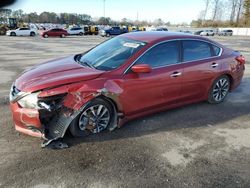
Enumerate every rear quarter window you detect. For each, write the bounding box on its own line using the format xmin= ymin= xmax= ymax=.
xmin=212 ymin=45 xmax=221 ymax=56
xmin=182 ymin=40 xmax=212 ymax=62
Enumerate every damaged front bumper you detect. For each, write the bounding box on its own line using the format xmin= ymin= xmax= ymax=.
xmin=10 ymin=102 xmax=43 ymax=138
xmin=9 ymin=83 xmax=123 ymax=148
xmin=9 ymin=89 xmax=79 ymax=142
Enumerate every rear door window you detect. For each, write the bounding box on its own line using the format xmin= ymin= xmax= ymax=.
xmin=182 ymin=40 xmax=212 ymax=62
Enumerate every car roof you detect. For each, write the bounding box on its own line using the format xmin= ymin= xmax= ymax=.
xmin=121 ymin=31 xmax=210 ymax=44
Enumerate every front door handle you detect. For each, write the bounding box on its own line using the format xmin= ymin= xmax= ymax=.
xmin=211 ymin=62 xmax=219 ymax=68
xmin=170 ymin=72 xmax=182 ymax=77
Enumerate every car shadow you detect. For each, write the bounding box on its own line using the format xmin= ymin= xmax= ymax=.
xmin=63 ymin=77 xmax=250 ymax=147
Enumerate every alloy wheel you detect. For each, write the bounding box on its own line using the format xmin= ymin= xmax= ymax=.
xmin=212 ymin=78 xmax=229 ymax=102
xmin=78 ymin=104 xmax=110 ymax=134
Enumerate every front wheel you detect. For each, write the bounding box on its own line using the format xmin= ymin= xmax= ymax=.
xmin=61 ymin=34 xmax=66 ymax=38
xmin=208 ymin=75 xmax=230 ymax=104
xmin=69 ymin=98 xmax=113 ymax=137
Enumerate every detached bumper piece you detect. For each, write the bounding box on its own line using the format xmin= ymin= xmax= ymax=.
xmin=39 ymin=105 xmax=80 ymax=149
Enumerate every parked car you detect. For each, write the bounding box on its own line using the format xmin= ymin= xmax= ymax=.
xmin=178 ymin=30 xmax=192 ymax=34
xmin=156 ymin=27 xmax=168 ymax=31
xmin=218 ymin=29 xmax=233 ymax=36
xmin=200 ymin=30 xmax=215 ymax=36
xmin=67 ymin=27 xmax=84 ymax=36
xmin=100 ymin=26 xmax=128 ymax=37
xmin=194 ymin=30 xmax=203 ymax=35
xmin=41 ymin=28 xmax=68 ymax=38
xmin=9 ymin=31 xmax=245 ymax=146
xmin=6 ymin=27 xmax=37 ymax=36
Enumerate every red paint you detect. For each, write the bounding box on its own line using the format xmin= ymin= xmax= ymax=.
xmin=10 ymin=103 xmax=43 ymax=138
xmin=10 ymin=32 xmax=245 ymax=137
xmin=131 ymin=64 xmax=152 ymax=73
xmin=41 ymin=28 xmax=68 ymax=38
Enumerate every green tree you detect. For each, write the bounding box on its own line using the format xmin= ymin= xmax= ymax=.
xmin=244 ymin=0 xmax=250 ymax=25
xmin=97 ymin=17 xmax=111 ymax=25
xmin=0 ymin=8 xmax=12 ymax=22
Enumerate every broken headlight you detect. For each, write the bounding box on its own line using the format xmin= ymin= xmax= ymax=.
xmin=37 ymin=94 xmax=66 ymax=111
xmin=17 ymin=92 xmax=40 ymax=109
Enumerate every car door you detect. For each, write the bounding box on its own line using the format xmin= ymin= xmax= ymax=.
xmin=23 ymin=28 xmax=30 ymax=36
xmin=47 ymin=29 xmax=55 ymax=36
xmin=113 ymin=27 xmax=120 ymax=35
xmin=180 ymin=40 xmax=222 ymax=102
xmin=121 ymin=41 xmax=183 ymax=116
xmin=17 ymin=28 xmax=24 ymax=35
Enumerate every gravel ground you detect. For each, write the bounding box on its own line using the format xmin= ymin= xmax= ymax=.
xmin=0 ymin=35 xmax=249 ymax=188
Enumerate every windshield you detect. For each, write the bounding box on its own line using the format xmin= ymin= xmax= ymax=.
xmin=79 ymin=37 xmax=146 ymax=71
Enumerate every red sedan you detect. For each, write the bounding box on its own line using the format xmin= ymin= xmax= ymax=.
xmin=41 ymin=28 xmax=68 ymax=38
xmin=9 ymin=32 xmax=245 ymax=144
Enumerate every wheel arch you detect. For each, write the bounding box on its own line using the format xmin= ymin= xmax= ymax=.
xmin=224 ymin=73 xmax=234 ymax=91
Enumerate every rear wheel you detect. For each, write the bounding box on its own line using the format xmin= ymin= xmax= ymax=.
xmin=79 ymin=32 xmax=83 ymax=36
xmin=10 ymin=32 xmax=16 ymax=36
xmin=44 ymin=34 xmax=48 ymax=38
xmin=208 ymin=75 xmax=230 ymax=104
xmin=69 ymin=98 xmax=113 ymax=137
xmin=106 ymin=33 xmax=110 ymax=37
xmin=61 ymin=34 xmax=66 ymax=38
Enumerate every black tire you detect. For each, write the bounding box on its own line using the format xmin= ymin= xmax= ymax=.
xmin=10 ymin=32 xmax=16 ymax=36
xmin=106 ymin=33 xmax=110 ymax=37
xmin=44 ymin=34 xmax=48 ymax=38
xmin=208 ymin=75 xmax=230 ymax=104
xmin=79 ymin=32 xmax=83 ymax=36
xmin=206 ymin=33 xmax=209 ymax=36
xmin=30 ymin=32 xmax=35 ymax=36
xmin=69 ymin=98 xmax=113 ymax=137
xmin=61 ymin=34 xmax=66 ymax=38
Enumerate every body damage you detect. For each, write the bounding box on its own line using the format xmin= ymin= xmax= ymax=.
xmin=9 ymin=32 xmax=245 ymax=149
xmin=11 ymin=79 xmax=125 ymax=147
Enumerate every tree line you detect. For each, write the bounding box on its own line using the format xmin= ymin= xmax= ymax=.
xmin=0 ymin=8 xmax=171 ymax=27
xmin=0 ymin=0 xmax=249 ymax=27
xmin=0 ymin=9 xmax=93 ymax=25
xmin=191 ymin=0 xmax=250 ymax=27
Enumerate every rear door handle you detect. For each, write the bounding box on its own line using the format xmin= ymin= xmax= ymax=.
xmin=211 ymin=62 xmax=219 ymax=68
xmin=170 ymin=72 xmax=182 ymax=77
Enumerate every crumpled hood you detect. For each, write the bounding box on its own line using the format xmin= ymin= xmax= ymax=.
xmin=15 ymin=55 xmax=104 ymax=92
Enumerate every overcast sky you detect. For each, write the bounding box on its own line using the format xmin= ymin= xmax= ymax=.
xmin=5 ymin=0 xmax=205 ymax=24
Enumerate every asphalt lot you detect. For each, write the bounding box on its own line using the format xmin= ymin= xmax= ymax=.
xmin=0 ymin=35 xmax=249 ymax=188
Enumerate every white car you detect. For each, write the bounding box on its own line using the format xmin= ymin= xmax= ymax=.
xmin=200 ymin=30 xmax=215 ymax=36
xmin=6 ymin=28 xmax=38 ymax=36
xmin=67 ymin=27 xmax=84 ymax=36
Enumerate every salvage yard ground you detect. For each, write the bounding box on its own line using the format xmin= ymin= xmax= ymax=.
xmin=0 ymin=35 xmax=249 ymax=188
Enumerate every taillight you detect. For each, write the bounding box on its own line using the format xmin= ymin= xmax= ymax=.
xmin=235 ymin=55 xmax=246 ymax=65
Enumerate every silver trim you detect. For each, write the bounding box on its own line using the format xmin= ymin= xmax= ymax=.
xmin=211 ymin=63 xmax=219 ymax=68
xmin=124 ymin=38 xmax=223 ymax=74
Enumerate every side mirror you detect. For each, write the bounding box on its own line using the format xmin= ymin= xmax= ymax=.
xmin=131 ymin=64 xmax=152 ymax=74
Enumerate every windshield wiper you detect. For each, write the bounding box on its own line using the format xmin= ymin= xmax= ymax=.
xmin=75 ymin=54 xmax=95 ymax=69
xmin=81 ymin=61 xmax=96 ymax=69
